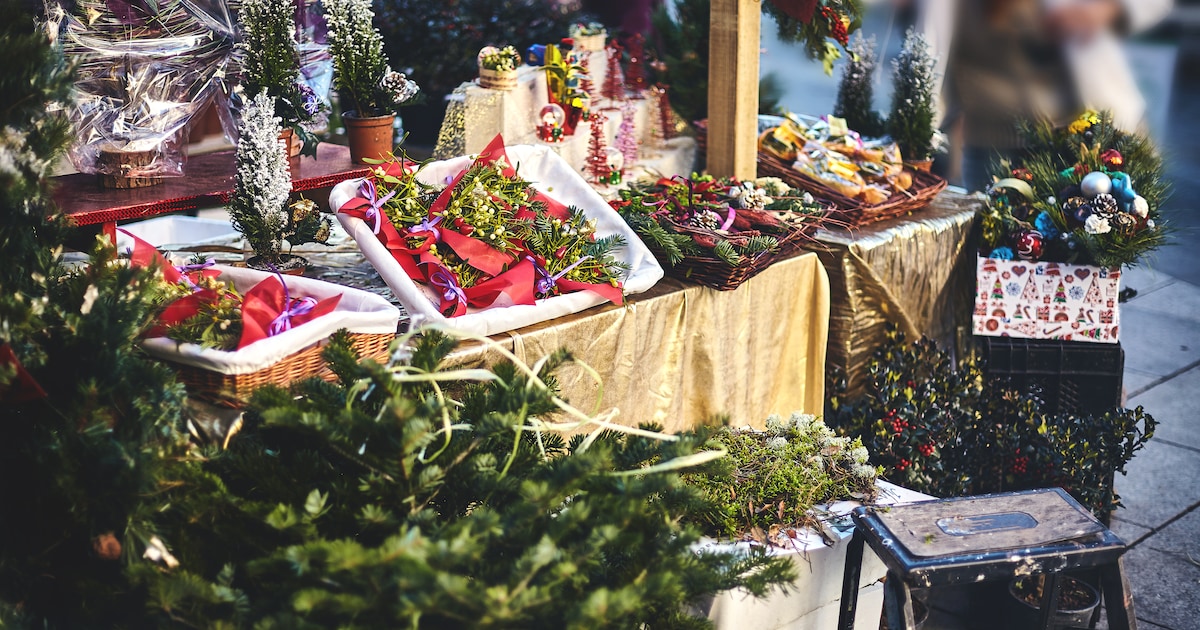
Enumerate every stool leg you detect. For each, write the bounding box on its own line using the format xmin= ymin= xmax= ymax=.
xmin=1036 ymin=573 xmax=1063 ymax=630
xmin=1101 ymin=558 xmax=1138 ymax=630
xmin=837 ymin=531 xmax=865 ymax=630
xmin=882 ymin=570 xmax=916 ymax=630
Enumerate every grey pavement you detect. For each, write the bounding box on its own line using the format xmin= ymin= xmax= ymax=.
xmin=762 ymin=7 xmax=1200 ymax=628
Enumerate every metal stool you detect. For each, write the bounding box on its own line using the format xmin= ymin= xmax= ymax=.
xmin=836 ymin=488 xmax=1137 ymax=630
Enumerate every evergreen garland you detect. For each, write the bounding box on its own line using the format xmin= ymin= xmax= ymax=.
xmin=0 ymin=6 xmax=192 ymax=625
xmin=887 ymin=28 xmax=937 ymax=161
xmin=833 ymin=32 xmax=884 ymax=138
xmin=139 ymin=332 xmax=796 ymax=627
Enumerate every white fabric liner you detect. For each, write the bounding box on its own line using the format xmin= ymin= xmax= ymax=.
xmin=141 ymin=265 xmax=401 ymax=375
xmin=331 ymin=144 xmax=664 ymax=337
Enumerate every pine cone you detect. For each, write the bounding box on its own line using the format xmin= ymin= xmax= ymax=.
xmin=689 ymin=209 xmax=723 ymax=230
xmin=1091 ymin=193 xmax=1119 ymax=217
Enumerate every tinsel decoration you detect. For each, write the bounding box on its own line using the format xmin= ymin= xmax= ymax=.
xmin=615 ymin=100 xmax=639 ymax=172
xmin=578 ymin=53 xmax=597 ymax=109
xmin=585 ymin=113 xmax=612 ymax=184
xmin=653 ymin=83 xmax=676 ymax=141
xmin=601 ymin=42 xmax=625 ymax=107
xmin=624 ymin=33 xmax=647 ymax=97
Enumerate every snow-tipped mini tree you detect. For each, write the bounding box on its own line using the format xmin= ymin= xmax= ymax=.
xmin=834 ymin=32 xmax=884 ymax=138
xmin=227 ymin=91 xmax=330 ymax=269
xmin=888 ymin=28 xmax=938 ymax=161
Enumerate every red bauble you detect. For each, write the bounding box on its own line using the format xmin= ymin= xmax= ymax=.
xmin=1015 ymin=230 xmax=1045 ymax=261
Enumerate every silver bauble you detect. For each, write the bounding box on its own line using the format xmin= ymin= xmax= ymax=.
xmin=1080 ymin=171 xmax=1113 ymax=197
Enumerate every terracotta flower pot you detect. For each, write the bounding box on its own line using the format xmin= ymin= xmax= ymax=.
xmin=343 ymin=112 xmax=395 ymax=164
xmin=278 ymin=127 xmax=302 ymax=159
xmin=906 ymin=159 xmax=934 ymax=172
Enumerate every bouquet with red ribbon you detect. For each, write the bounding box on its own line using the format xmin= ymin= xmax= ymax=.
xmin=337 ymin=134 xmax=627 ymax=318
xmin=123 ymin=230 xmax=341 ymax=350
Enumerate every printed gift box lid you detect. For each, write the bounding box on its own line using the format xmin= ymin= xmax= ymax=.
xmin=973 ymin=257 xmax=1120 ymax=344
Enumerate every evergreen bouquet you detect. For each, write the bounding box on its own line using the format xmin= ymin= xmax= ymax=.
xmin=236 ymin=0 xmax=325 ymax=157
xmin=980 ymin=111 xmax=1169 ymax=269
xmin=332 ymin=135 xmax=662 ymax=334
xmin=827 ymin=326 xmax=1156 ymax=517
xmin=227 ymin=91 xmax=332 ymax=272
xmin=611 ymin=174 xmax=828 ymax=287
xmin=324 ymin=0 xmax=421 ymax=119
xmin=684 ymin=412 xmax=879 ymax=542
xmin=569 ymin=21 xmax=607 ymax=52
xmin=762 ymin=0 xmax=864 ymax=74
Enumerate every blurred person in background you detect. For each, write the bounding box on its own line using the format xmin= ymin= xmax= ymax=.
xmin=914 ymin=0 xmax=1173 ymax=190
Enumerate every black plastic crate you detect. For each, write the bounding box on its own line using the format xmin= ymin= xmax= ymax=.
xmin=977 ymin=336 xmax=1124 ymax=416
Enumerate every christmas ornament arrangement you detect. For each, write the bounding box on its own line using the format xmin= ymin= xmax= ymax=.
xmin=609 ymin=174 xmax=831 ymax=290
xmin=980 ymin=111 xmax=1168 ymax=269
xmin=756 ymin=114 xmax=947 ymax=225
xmin=124 ymin=232 xmax=399 ymax=400
xmin=331 ymin=134 xmax=663 ymax=336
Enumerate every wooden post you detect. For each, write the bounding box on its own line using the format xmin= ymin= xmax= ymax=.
xmin=706 ymin=0 xmax=760 ymax=180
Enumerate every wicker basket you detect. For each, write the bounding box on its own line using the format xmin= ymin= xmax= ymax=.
xmin=647 ymin=210 xmax=828 ymax=291
xmin=757 ymin=152 xmax=948 ymax=227
xmin=167 ymin=332 xmax=394 ymax=401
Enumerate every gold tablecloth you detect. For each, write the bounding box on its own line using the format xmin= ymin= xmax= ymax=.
xmin=451 ymin=252 xmax=831 ymax=433
xmin=814 ymin=191 xmax=983 ymax=395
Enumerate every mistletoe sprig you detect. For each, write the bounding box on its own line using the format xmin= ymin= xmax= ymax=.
xmin=364 ymin=146 xmax=629 ymax=303
xmin=525 ymin=209 xmax=629 ymax=297
xmin=612 ymin=174 xmax=826 ymax=267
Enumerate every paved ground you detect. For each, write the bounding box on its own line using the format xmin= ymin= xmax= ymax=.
xmin=763 ymin=8 xmax=1200 ymax=628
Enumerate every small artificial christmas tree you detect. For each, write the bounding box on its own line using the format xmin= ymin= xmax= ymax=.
xmin=833 ymin=32 xmax=885 ymax=138
xmin=615 ymin=100 xmax=639 ymax=172
xmin=652 ymin=83 xmax=675 ymax=142
xmin=585 ymin=113 xmax=612 ymax=184
xmin=624 ymin=33 xmax=647 ymax=96
xmin=227 ymin=90 xmax=330 ymax=271
xmin=578 ymin=52 xmax=597 ymax=111
xmin=600 ymin=42 xmax=625 ymax=106
xmin=888 ymin=27 xmax=938 ymax=162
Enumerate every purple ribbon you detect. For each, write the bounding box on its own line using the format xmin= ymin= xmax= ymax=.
xmin=409 ymin=215 xmax=443 ymax=241
xmin=175 ymin=258 xmax=215 ymax=274
xmin=266 ymin=268 xmax=318 ymax=336
xmin=358 ymin=178 xmax=395 ymax=235
xmin=528 ymin=255 xmax=592 ymax=295
xmin=428 ymin=268 xmax=467 ymax=308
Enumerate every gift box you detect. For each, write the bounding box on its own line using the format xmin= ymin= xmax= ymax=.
xmin=973 ymin=257 xmax=1120 ymax=343
xmin=331 ymin=143 xmax=663 ymax=337
xmin=141 ymin=265 xmax=400 ymax=398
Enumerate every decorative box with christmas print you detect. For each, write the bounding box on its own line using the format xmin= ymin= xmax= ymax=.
xmin=973 ymin=257 xmax=1120 ymax=344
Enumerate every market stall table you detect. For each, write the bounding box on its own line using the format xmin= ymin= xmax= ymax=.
xmin=813 ymin=190 xmax=982 ymax=395
xmin=449 ymin=251 xmax=831 ymax=432
xmin=52 ymin=143 xmax=369 ymax=241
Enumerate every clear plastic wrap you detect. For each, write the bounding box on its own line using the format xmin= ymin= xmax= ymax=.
xmin=51 ymin=0 xmax=331 ymax=181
